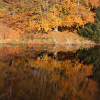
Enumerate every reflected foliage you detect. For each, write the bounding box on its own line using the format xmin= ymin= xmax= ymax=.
xmin=78 ymin=46 xmax=100 ymax=87
xmin=0 ymin=55 xmax=99 ymax=100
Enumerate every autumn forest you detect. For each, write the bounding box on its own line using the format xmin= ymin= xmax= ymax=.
xmin=0 ymin=0 xmax=100 ymax=44
xmin=0 ymin=0 xmax=100 ymax=100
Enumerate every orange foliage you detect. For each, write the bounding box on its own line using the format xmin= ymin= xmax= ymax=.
xmin=0 ymin=55 xmax=99 ymax=100
xmin=1 ymin=0 xmax=99 ymax=34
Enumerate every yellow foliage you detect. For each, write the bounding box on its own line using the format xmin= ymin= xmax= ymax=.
xmin=0 ymin=55 xmax=98 ymax=100
xmin=0 ymin=0 xmax=100 ymax=33
xmin=0 ymin=12 xmax=4 ymax=18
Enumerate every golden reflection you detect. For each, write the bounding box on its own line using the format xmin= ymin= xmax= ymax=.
xmin=0 ymin=55 xmax=98 ymax=100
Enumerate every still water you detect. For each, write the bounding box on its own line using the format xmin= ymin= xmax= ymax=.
xmin=0 ymin=44 xmax=100 ymax=100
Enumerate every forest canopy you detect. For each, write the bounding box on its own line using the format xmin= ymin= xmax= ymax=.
xmin=0 ymin=0 xmax=100 ymax=33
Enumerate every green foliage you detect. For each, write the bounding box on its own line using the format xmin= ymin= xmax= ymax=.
xmin=18 ymin=38 xmax=27 ymax=43
xmin=78 ymin=7 xmax=100 ymax=43
xmin=11 ymin=39 xmax=16 ymax=43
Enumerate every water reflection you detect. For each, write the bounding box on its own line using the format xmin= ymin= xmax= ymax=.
xmin=78 ymin=45 xmax=100 ymax=88
xmin=0 ymin=44 xmax=100 ymax=100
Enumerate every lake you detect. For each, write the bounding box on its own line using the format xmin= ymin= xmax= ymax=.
xmin=0 ymin=44 xmax=100 ymax=100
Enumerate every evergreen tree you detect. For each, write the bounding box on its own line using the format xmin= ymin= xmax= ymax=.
xmin=78 ymin=7 xmax=100 ymax=43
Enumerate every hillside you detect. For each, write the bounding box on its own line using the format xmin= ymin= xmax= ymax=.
xmin=0 ymin=18 xmax=96 ymax=45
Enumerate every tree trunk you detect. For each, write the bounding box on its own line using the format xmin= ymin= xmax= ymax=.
xmin=54 ymin=26 xmax=58 ymax=32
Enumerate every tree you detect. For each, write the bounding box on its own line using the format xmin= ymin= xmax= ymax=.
xmin=21 ymin=0 xmax=100 ymax=32
xmin=1 ymin=0 xmax=100 ymax=33
xmin=78 ymin=7 xmax=100 ymax=43
xmin=32 ymin=0 xmax=100 ymax=32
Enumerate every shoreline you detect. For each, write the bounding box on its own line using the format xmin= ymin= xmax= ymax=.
xmin=0 ymin=38 xmax=98 ymax=45
xmin=0 ymin=43 xmax=98 ymax=55
xmin=0 ymin=21 xmax=99 ymax=45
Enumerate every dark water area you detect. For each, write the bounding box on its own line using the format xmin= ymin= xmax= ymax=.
xmin=0 ymin=44 xmax=100 ymax=100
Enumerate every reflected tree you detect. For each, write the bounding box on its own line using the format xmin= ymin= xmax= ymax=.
xmin=78 ymin=46 xmax=100 ymax=88
xmin=0 ymin=55 xmax=99 ymax=100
